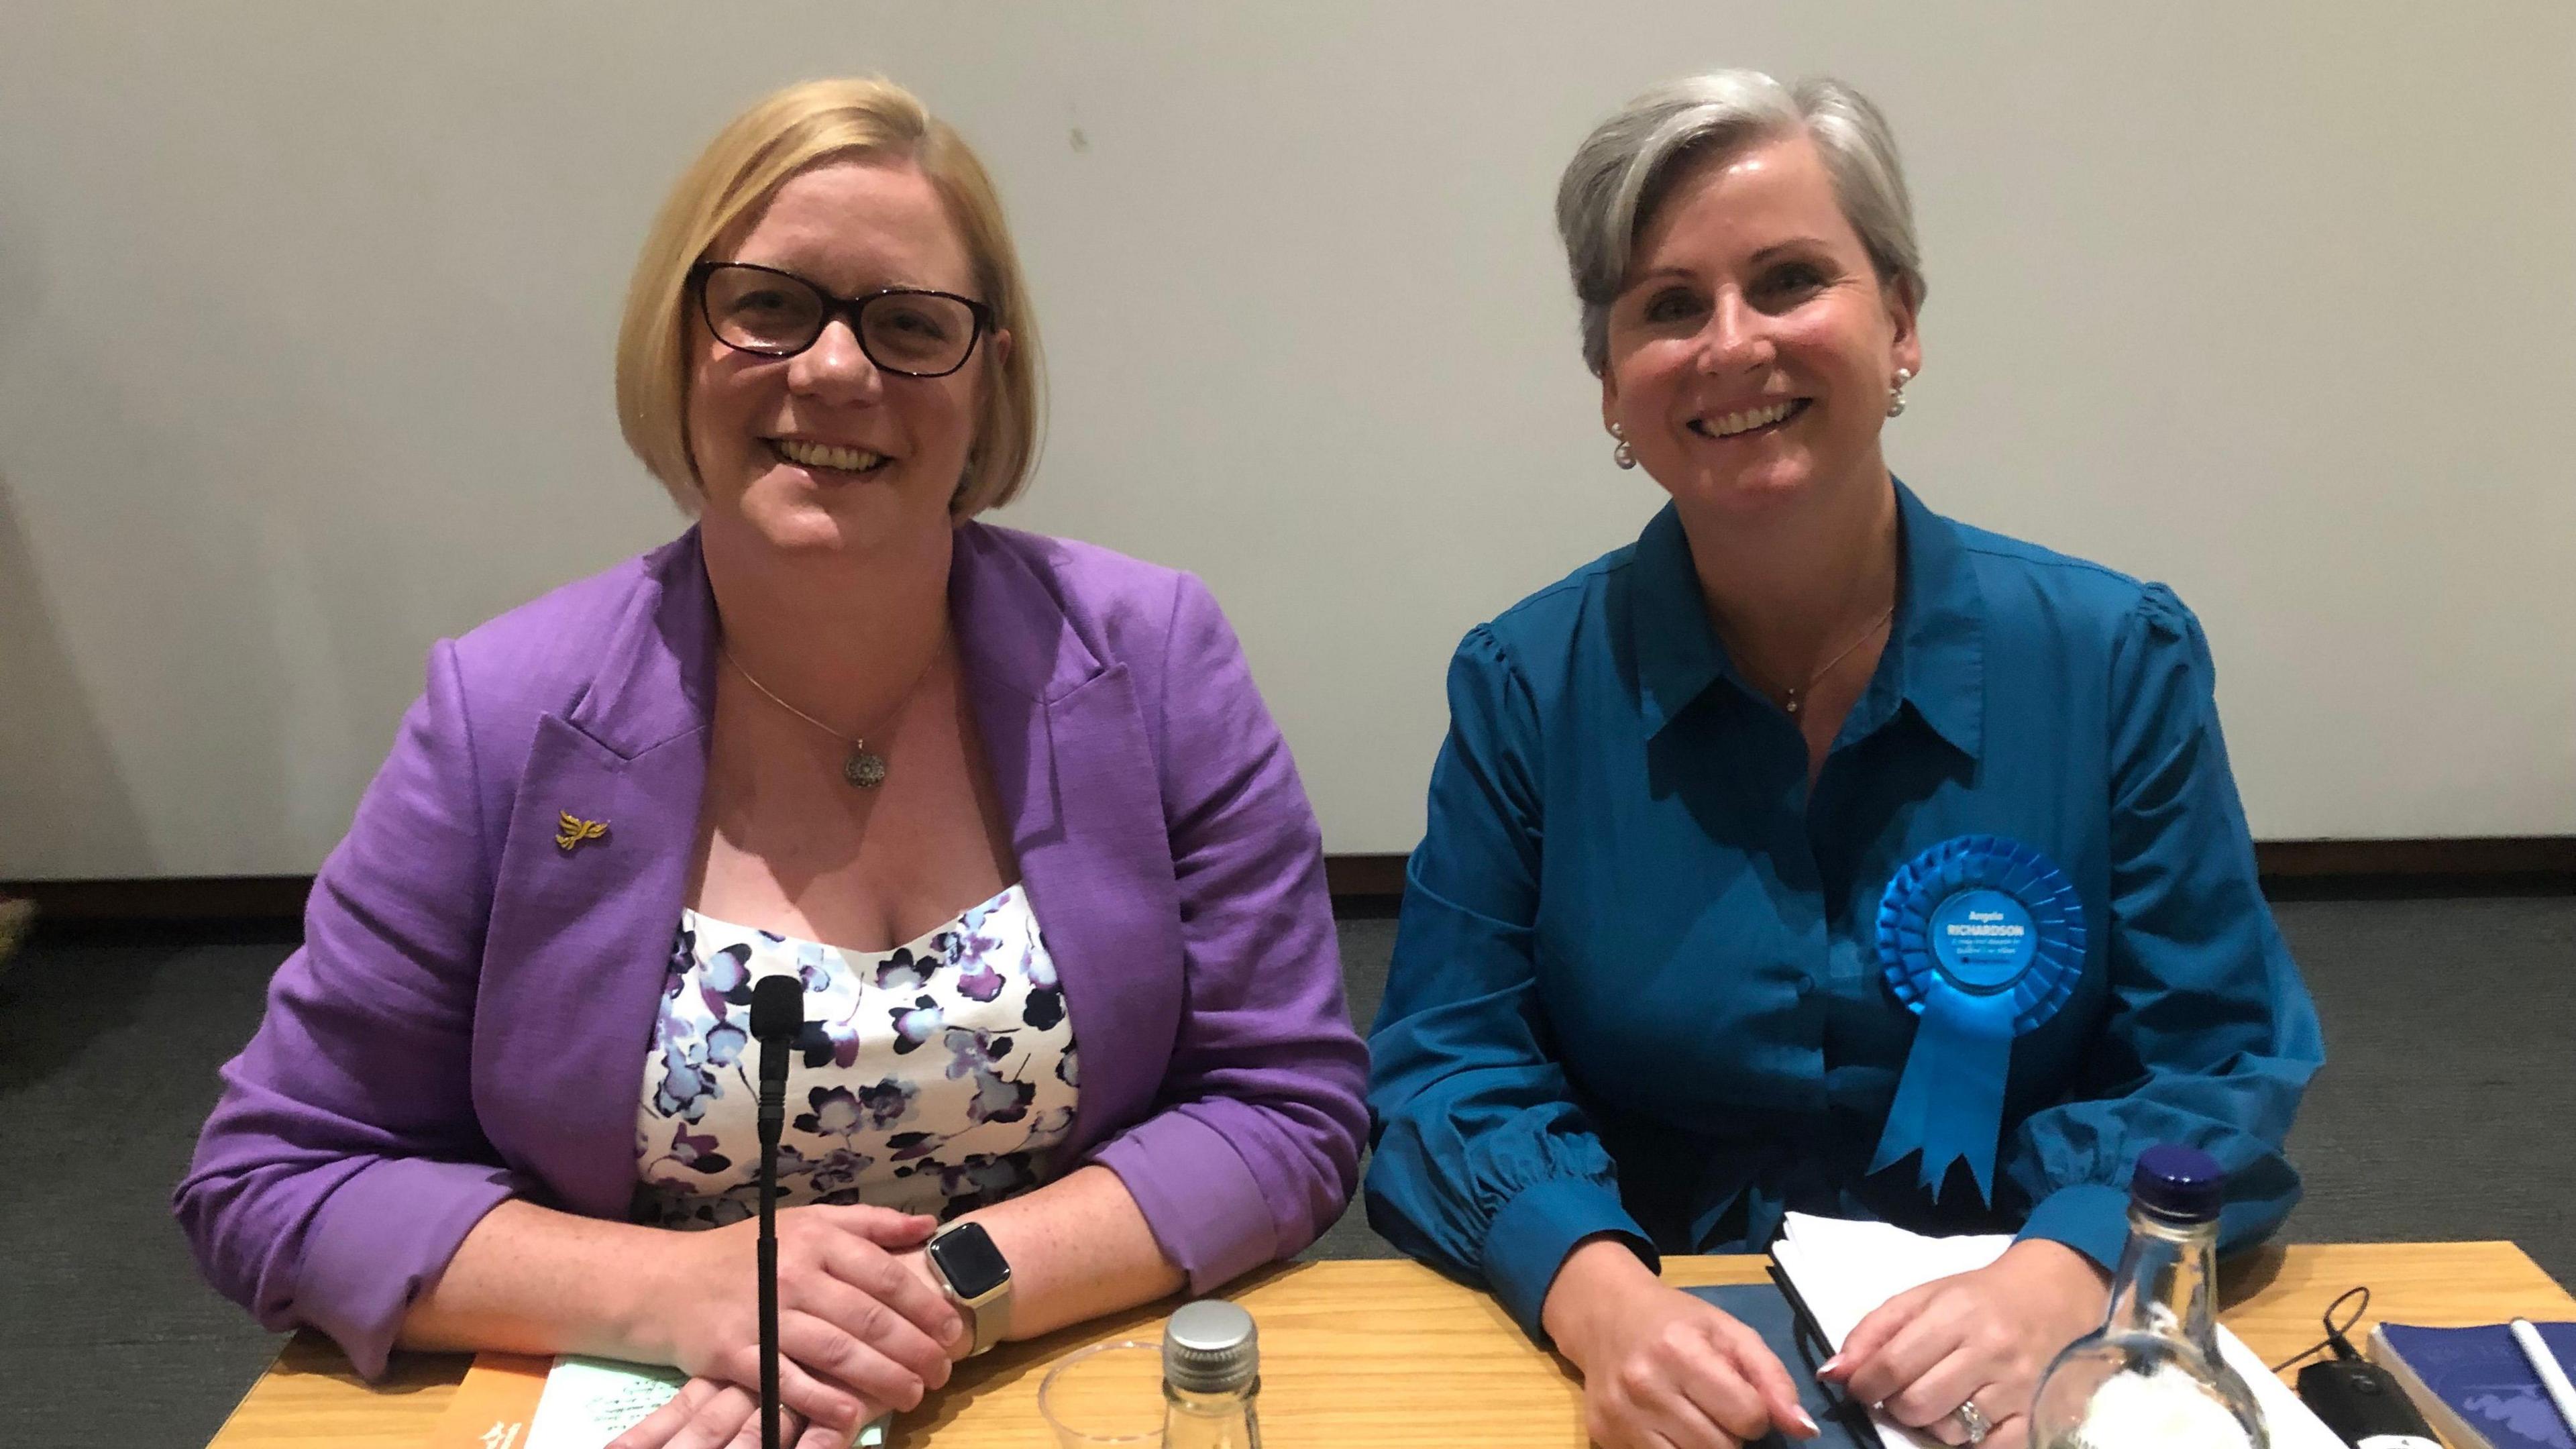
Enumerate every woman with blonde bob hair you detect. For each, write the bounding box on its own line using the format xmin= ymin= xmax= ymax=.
xmin=615 ymin=78 xmax=1042 ymax=517
xmin=180 ymin=77 xmax=1366 ymax=1448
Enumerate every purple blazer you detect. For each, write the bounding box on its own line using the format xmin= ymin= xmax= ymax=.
xmin=174 ymin=523 xmax=1369 ymax=1377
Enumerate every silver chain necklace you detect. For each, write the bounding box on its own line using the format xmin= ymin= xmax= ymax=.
xmin=720 ymin=641 xmax=945 ymax=788
xmin=1744 ymin=606 xmax=1895 ymax=716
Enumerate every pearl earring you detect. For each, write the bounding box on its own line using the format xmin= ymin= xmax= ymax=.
xmin=1887 ymin=368 xmax=1913 ymax=418
xmin=1609 ymin=423 xmax=1637 ymax=470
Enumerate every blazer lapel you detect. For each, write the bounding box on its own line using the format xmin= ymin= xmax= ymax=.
xmin=476 ymin=534 xmax=716 ymax=1218
xmin=951 ymin=527 xmax=1184 ymax=1161
xmin=474 ymin=525 xmax=1182 ymax=1213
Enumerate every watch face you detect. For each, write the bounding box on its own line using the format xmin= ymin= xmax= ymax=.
xmin=930 ymin=1223 xmax=1010 ymax=1298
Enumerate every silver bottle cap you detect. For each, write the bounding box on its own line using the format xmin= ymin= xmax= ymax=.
xmin=1163 ymin=1299 xmax=1258 ymax=1394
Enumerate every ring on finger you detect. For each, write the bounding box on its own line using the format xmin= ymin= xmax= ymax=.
xmin=1951 ymin=1397 xmax=1991 ymax=1446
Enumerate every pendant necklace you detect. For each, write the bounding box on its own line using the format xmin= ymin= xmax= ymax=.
xmin=720 ymin=638 xmax=946 ymax=789
xmin=1753 ymin=606 xmax=1895 ymax=716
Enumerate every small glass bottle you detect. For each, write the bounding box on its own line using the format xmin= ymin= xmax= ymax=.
xmin=2029 ymin=1144 xmax=2269 ymax=1449
xmin=1163 ymin=1299 xmax=1263 ymax=1449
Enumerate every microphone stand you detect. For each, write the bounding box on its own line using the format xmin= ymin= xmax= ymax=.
xmin=749 ymin=976 xmax=804 ymax=1449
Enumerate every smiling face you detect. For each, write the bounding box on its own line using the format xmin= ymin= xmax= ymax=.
xmin=686 ymin=157 xmax=1008 ymax=561
xmin=1600 ymin=130 xmax=1919 ymax=523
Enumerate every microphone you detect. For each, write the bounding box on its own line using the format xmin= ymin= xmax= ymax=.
xmin=749 ymin=975 xmax=804 ymax=1449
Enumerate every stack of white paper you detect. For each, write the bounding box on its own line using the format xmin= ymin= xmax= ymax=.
xmin=1769 ymin=1213 xmax=2339 ymax=1449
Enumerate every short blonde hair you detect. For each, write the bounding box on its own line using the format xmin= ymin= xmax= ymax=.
xmin=616 ymin=77 xmax=1044 ymax=516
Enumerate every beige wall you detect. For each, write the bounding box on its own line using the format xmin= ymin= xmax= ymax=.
xmin=3 ymin=1 xmax=2571 ymax=877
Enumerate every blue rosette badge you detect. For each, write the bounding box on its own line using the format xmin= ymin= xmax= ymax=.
xmin=1868 ymin=835 xmax=2087 ymax=1202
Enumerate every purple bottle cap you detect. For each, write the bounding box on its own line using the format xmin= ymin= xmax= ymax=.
xmin=2131 ymin=1144 xmax=2226 ymax=1224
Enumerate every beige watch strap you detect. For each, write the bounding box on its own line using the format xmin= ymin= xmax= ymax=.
xmin=964 ymin=1284 xmax=1009 ymax=1356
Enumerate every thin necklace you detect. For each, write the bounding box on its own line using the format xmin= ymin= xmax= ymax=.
xmin=720 ymin=638 xmax=946 ymax=789
xmin=1743 ymin=606 xmax=1896 ymax=716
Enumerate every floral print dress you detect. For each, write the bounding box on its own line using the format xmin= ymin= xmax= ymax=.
xmin=633 ymin=885 xmax=1079 ymax=1230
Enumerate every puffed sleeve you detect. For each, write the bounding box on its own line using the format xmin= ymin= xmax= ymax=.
xmin=2004 ymin=584 xmax=2324 ymax=1268
xmin=1083 ymin=572 xmax=1371 ymax=1292
xmin=1364 ymin=626 xmax=1651 ymax=1342
xmin=173 ymin=639 xmax=530 ymax=1377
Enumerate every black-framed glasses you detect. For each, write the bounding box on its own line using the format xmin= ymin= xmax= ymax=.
xmin=688 ymin=261 xmax=996 ymax=378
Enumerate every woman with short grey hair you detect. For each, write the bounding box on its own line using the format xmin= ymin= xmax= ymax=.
xmin=1367 ymin=71 xmax=2320 ymax=1449
xmin=1558 ymin=72 xmax=1925 ymax=379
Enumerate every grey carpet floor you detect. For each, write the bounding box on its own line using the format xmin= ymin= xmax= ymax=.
xmin=2 ymin=896 xmax=2568 ymax=1446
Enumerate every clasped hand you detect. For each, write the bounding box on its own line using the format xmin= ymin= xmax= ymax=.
xmin=609 ymin=1205 xmax=969 ymax=1449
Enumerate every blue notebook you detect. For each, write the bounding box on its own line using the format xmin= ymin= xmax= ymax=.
xmin=1685 ymin=1283 xmax=1884 ymax=1448
xmin=2370 ymin=1320 xmax=2576 ymax=1449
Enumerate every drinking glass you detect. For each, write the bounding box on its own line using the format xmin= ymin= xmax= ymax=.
xmin=1036 ymin=1338 xmax=1166 ymax=1448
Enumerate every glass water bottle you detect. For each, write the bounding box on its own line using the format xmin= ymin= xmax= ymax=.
xmin=1163 ymin=1299 xmax=1263 ymax=1449
xmin=2028 ymin=1144 xmax=2269 ymax=1449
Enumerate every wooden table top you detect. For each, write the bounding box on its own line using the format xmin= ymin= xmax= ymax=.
xmin=205 ymin=1242 xmax=2575 ymax=1448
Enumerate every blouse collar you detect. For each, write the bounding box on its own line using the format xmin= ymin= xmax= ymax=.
xmin=1625 ymin=477 xmax=1985 ymax=762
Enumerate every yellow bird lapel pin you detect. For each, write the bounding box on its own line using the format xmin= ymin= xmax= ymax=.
xmin=555 ymin=812 xmax=609 ymax=853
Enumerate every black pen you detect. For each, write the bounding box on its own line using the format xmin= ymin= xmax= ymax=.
xmin=1765 ymin=1252 xmax=1885 ymax=1447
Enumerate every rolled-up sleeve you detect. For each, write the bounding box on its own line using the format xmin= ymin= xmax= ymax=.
xmin=1364 ymin=627 xmax=1650 ymax=1341
xmin=173 ymin=639 xmax=528 ymax=1377
xmin=1087 ymin=572 xmax=1370 ymax=1292
xmin=2006 ymin=585 xmax=2324 ymax=1269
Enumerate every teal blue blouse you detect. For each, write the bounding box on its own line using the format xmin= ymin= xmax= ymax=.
xmin=1363 ymin=482 xmax=2324 ymax=1340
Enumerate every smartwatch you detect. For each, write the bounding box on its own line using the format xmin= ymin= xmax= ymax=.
xmin=925 ymin=1220 xmax=1012 ymax=1356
